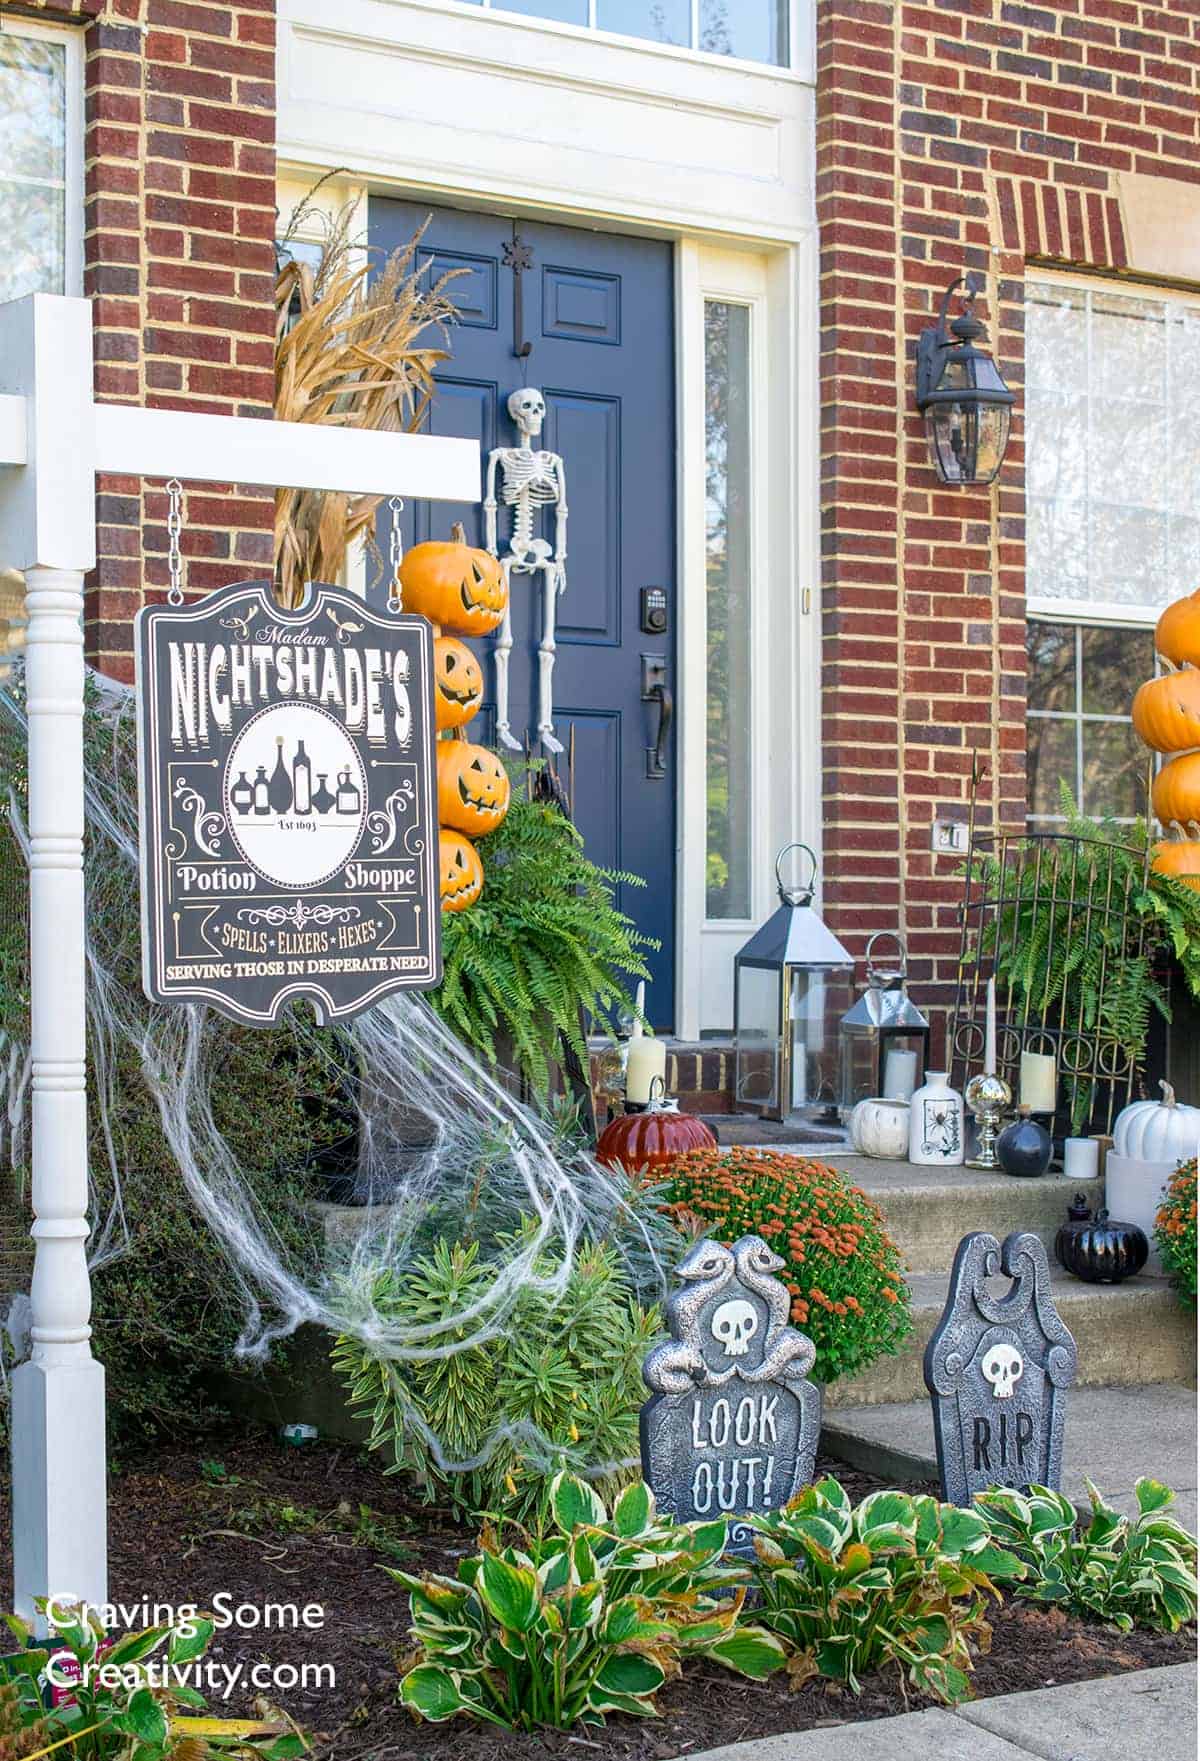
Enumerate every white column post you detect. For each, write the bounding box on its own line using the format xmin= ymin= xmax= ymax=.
xmin=0 ymin=294 xmax=105 ymax=1619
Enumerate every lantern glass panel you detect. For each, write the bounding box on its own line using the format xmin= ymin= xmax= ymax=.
xmin=733 ymin=962 xmax=781 ymax=1113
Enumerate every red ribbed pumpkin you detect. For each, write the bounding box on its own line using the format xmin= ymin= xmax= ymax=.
xmin=596 ymin=1099 xmax=716 ymax=1177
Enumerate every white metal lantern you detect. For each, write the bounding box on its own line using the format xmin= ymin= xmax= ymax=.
xmin=838 ymin=931 xmax=931 ymax=1116
xmin=733 ymin=843 xmax=855 ymax=1126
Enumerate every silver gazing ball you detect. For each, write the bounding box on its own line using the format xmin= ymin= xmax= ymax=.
xmin=965 ymin=1072 xmax=1012 ymax=1114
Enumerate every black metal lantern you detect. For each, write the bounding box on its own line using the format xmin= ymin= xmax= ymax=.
xmin=837 ymin=932 xmax=931 ymax=1116
xmin=916 ymin=274 xmax=1014 ymax=487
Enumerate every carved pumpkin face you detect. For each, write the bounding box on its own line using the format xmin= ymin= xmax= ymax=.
xmin=438 ymin=740 xmax=510 ymax=838
xmin=439 ymin=828 xmax=484 ymax=912
xmin=433 ymin=637 xmax=484 ymax=732
xmin=399 ymin=522 xmax=507 ymax=637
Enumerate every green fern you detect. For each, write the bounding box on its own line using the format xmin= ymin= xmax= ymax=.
xmin=429 ymin=788 xmax=656 ymax=1095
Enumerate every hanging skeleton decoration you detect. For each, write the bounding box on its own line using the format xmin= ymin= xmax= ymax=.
xmin=484 ymin=388 xmax=568 ymax=753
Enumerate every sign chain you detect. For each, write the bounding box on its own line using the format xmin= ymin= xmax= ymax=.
xmin=166 ymin=479 xmax=184 ymax=607
xmin=387 ymin=496 xmax=404 ymax=614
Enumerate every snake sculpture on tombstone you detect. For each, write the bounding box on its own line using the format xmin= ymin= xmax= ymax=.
xmin=484 ymin=387 xmax=569 ymax=753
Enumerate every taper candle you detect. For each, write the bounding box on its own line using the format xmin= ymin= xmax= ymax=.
xmin=983 ymin=977 xmax=997 ymax=1078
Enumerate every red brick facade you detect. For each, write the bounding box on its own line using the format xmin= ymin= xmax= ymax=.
xmin=0 ymin=0 xmax=278 ymax=681
xmin=816 ymin=0 xmax=1199 ymax=1060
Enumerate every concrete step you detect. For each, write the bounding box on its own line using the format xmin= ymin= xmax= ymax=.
xmin=821 ymin=1382 xmax=1199 ymax=1532
xmin=825 ymin=1267 xmax=1196 ymax=1409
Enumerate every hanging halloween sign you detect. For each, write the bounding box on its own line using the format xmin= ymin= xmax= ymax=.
xmin=135 ymin=578 xmax=441 ymax=1024
xmin=485 ymin=387 xmax=569 ymax=753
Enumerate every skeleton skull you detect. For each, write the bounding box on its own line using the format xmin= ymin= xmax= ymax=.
xmin=981 ymin=1342 xmax=1024 ymax=1400
xmin=711 ymin=1298 xmax=758 ymax=1359
xmin=507 ymin=386 xmax=546 ymax=440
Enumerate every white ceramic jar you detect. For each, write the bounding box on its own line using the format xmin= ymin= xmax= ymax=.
xmin=908 ymin=1071 xmax=965 ymax=1167
xmin=849 ymin=1097 xmax=911 ymax=1159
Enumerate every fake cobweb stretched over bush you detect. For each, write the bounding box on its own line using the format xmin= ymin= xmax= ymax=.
xmin=0 ymin=664 xmax=674 ymax=1481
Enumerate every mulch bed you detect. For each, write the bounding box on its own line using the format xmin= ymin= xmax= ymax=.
xmin=0 ymin=1430 xmax=1194 ymax=1761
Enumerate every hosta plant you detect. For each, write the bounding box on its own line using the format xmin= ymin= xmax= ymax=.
xmin=748 ymin=1478 xmax=1023 ymax=1705
xmin=394 ymin=1472 xmax=785 ymax=1730
xmin=976 ymin=1478 xmax=1199 ymax=1633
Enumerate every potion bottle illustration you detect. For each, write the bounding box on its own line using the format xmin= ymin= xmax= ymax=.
xmin=230 ymin=771 xmax=254 ymax=815
xmin=252 ymin=766 xmax=270 ymax=815
xmin=311 ymin=773 xmax=336 ymax=815
xmin=335 ymin=768 xmax=362 ymax=815
xmin=268 ymin=736 xmax=294 ymax=814
xmin=292 ymin=740 xmax=312 ymax=815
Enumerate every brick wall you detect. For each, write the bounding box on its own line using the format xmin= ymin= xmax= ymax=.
xmin=0 ymin=0 xmax=278 ymax=680
xmin=816 ymin=0 xmax=1199 ymax=1059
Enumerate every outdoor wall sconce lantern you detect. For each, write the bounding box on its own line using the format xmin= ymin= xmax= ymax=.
xmin=915 ymin=274 xmax=1014 ymax=486
xmin=837 ymin=931 xmax=931 ymax=1116
xmin=733 ymin=843 xmax=855 ymax=1128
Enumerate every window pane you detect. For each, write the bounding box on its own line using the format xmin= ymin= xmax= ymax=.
xmin=1027 ymin=718 xmax=1076 ymax=819
xmin=1026 ymin=283 xmax=1085 ymax=392
xmin=496 ymin=0 xmax=588 ymax=21
xmin=0 ymin=179 xmax=64 ymax=303
xmin=1026 ymin=622 xmax=1076 ymax=714
xmin=1079 ymin=624 xmax=1153 ymax=716
xmin=597 ymin=0 xmax=690 ymax=43
xmin=699 ymin=0 xmax=788 ymax=64
xmin=705 ymin=300 xmax=752 ymax=920
xmin=1081 ymin=719 xmax=1148 ymax=821
xmin=0 ymin=35 xmax=65 ymax=181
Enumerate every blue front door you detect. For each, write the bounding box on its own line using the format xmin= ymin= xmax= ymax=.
xmin=370 ymin=199 xmax=677 ymax=1026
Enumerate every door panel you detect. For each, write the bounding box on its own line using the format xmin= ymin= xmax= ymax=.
xmin=370 ymin=198 xmax=676 ymax=1024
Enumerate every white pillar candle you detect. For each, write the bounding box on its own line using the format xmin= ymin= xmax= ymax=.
xmin=983 ymin=977 xmax=997 ymax=1078
xmin=883 ymin=1047 xmax=918 ymax=1102
xmin=1063 ymin=1137 xmax=1099 ymax=1181
xmin=1019 ymin=1050 xmax=1057 ymax=1114
xmin=626 ymin=1035 xmax=667 ymax=1107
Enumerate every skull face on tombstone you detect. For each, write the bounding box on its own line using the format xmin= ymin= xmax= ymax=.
xmin=981 ymin=1341 xmax=1024 ymax=1400
xmin=507 ymin=387 xmax=546 ymax=443
xmin=710 ymin=1298 xmax=758 ymax=1359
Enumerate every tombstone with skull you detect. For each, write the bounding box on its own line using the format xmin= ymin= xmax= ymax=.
xmin=639 ymin=1234 xmax=821 ymax=1550
xmin=924 ymin=1230 xmax=1077 ymax=1507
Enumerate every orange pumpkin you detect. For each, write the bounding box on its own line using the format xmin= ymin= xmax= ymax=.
xmin=433 ymin=636 xmax=484 ymax=732
xmin=1155 ymin=586 xmax=1200 ymax=671
xmin=437 ymin=740 xmax=510 ymax=838
xmin=399 ymin=522 xmax=507 ymax=637
xmin=1151 ymin=830 xmax=1200 ymax=892
xmin=439 ymin=828 xmax=484 ymax=912
xmin=1131 ymin=668 xmax=1200 ymax=754
xmin=1152 ymin=750 xmax=1200 ymax=832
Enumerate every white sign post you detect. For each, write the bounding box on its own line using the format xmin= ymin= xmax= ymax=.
xmin=0 ymin=292 xmax=479 ymax=1620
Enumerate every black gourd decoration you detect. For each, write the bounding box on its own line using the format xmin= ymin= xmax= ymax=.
xmin=996 ymin=1105 xmax=1053 ymax=1178
xmin=1055 ymin=1193 xmax=1149 ymax=1284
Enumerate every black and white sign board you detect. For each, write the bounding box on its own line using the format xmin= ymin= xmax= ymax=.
xmin=640 ymin=1234 xmax=821 ymax=1552
xmin=923 ymin=1230 xmax=1077 ymax=1507
xmin=135 ymin=579 xmax=440 ymax=1025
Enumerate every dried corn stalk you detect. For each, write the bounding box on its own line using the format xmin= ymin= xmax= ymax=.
xmin=274 ymin=201 xmax=463 ymax=607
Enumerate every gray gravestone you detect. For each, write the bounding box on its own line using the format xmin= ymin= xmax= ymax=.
xmin=923 ymin=1230 xmax=1077 ymax=1507
xmin=640 ymin=1235 xmax=821 ymax=1550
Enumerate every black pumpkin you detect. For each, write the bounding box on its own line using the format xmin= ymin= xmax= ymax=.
xmin=1054 ymin=1194 xmax=1149 ymax=1284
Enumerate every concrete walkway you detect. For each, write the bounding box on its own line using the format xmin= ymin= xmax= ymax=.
xmin=822 ymin=1382 xmax=1199 ymax=1531
xmin=681 ymin=1663 xmax=1197 ymax=1761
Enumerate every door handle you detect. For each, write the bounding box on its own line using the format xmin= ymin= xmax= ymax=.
xmin=641 ymin=654 xmax=672 ymax=780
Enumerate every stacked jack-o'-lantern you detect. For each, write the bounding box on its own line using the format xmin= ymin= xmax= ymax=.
xmin=1134 ymin=586 xmax=1200 ymax=891
xmin=398 ymin=524 xmax=511 ymax=912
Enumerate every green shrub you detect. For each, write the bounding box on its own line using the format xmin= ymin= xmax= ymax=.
xmin=394 ymin=1472 xmax=784 ymax=1730
xmin=748 ymin=1478 xmax=1020 ymax=1705
xmin=332 ymin=1227 xmax=661 ymax=1521
xmin=428 ymin=790 xmax=654 ymax=1096
xmin=1155 ymin=1158 xmax=1197 ymax=1304
xmin=662 ymin=1149 xmax=912 ymax=1385
xmin=976 ymin=1478 xmax=1198 ymax=1633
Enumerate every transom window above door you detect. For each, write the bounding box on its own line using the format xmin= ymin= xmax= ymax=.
xmin=455 ymin=0 xmax=796 ymax=67
xmin=0 ymin=20 xmax=82 ymax=303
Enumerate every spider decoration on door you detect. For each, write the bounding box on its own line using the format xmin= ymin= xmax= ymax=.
xmin=484 ymin=387 xmax=570 ymax=754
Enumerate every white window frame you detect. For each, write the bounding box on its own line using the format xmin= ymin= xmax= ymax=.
xmin=0 ymin=13 xmax=85 ymax=299
xmin=1025 ymin=267 xmax=1200 ymax=631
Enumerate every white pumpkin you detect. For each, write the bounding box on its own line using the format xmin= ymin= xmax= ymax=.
xmin=849 ymin=1096 xmax=910 ymax=1160
xmin=1112 ymin=1080 xmax=1200 ymax=1164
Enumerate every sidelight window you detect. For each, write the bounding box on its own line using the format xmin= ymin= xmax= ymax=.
xmin=0 ymin=20 xmax=83 ymax=303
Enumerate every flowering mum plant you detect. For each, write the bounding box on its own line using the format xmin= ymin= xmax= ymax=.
xmin=662 ymin=1149 xmax=911 ymax=1385
xmin=1155 ymin=1157 xmax=1197 ymax=1304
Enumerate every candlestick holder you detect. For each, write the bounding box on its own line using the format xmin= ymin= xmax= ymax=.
xmin=965 ymin=1071 xmax=1012 ymax=1170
